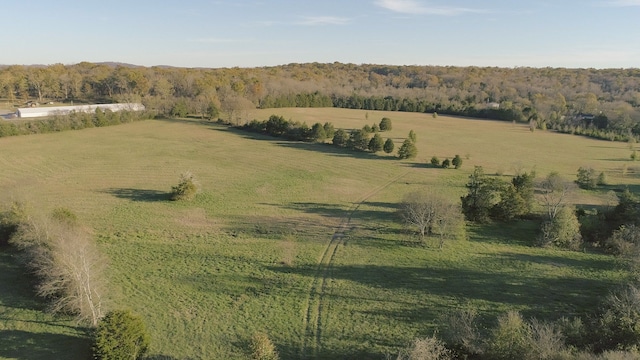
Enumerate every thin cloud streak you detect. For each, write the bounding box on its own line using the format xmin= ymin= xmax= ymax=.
xmin=599 ymin=0 xmax=640 ymax=6
xmin=296 ymin=16 xmax=351 ymax=25
xmin=188 ymin=38 xmax=252 ymax=44
xmin=375 ymin=0 xmax=488 ymax=15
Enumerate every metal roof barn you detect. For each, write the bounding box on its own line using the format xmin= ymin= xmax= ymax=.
xmin=16 ymin=103 xmax=145 ymax=118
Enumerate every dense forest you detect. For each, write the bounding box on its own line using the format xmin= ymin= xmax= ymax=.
xmin=1 ymin=62 xmax=639 ymax=140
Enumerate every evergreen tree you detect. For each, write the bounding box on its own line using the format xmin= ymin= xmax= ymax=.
xmin=92 ymin=310 xmax=150 ymax=360
xmin=408 ymin=129 xmax=417 ymax=142
xmin=452 ymin=154 xmax=463 ymax=169
xmin=347 ymin=129 xmax=370 ymax=151
xmin=379 ymin=117 xmax=392 ymax=131
xmin=323 ymin=122 xmax=335 ymax=139
xmin=398 ymin=138 xmax=418 ymax=159
xmin=309 ymin=122 xmax=326 ymax=142
xmin=383 ymin=138 xmax=395 ymax=154
xmin=332 ymin=128 xmax=349 ymax=147
xmin=368 ymin=133 xmax=384 ymax=152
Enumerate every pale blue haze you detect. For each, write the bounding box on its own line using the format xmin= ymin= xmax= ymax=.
xmin=1 ymin=0 xmax=639 ymax=68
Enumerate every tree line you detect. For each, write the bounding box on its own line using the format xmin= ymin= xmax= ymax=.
xmin=1 ymin=62 xmax=639 ymax=141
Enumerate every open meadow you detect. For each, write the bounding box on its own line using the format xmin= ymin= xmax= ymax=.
xmin=1 ymin=108 xmax=638 ymax=359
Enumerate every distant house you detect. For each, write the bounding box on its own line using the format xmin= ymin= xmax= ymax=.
xmin=486 ymin=102 xmax=500 ymax=109
xmin=575 ymin=113 xmax=595 ymax=122
xmin=16 ymin=103 xmax=145 ymax=118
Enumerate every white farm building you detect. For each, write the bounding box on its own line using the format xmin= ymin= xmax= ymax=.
xmin=16 ymin=103 xmax=145 ymax=118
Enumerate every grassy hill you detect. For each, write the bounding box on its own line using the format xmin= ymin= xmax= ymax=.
xmin=0 ymin=109 xmax=637 ymax=359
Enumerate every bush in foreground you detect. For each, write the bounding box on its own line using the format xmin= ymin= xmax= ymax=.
xmin=92 ymin=310 xmax=150 ymax=360
xmin=250 ymin=332 xmax=279 ymax=360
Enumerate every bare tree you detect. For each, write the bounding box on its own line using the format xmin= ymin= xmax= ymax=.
xmin=538 ymin=172 xmax=574 ymax=221
xmin=400 ymin=191 xmax=464 ymax=247
xmin=12 ymin=210 xmax=106 ymax=326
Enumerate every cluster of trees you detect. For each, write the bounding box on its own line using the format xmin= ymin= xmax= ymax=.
xmin=430 ymin=155 xmax=463 ymax=169
xmin=461 ymin=167 xmax=536 ymax=223
xmin=2 ymin=63 xmax=638 ymax=142
xmin=240 ymin=115 xmax=417 ymax=160
xmin=396 ymin=293 xmax=640 ymax=360
xmin=0 ymin=108 xmax=153 ymax=138
xmin=458 ymin=167 xmax=586 ymax=250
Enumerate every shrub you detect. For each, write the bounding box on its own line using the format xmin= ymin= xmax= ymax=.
xmin=250 ymin=332 xmax=279 ymax=360
xmin=537 ymin=206 xmax=583 ymax=250
xmin=379 ymin=117 xmax=392 ymax=131
xmin=395 ymin=336 xmax=451 ymax=360
xmin=171 ymin=171 xmax=200 ymax=201
xmin=441 ymin=159 xmax=450 ymax=169
xmin=92 ymin=310 xmax=150 ymax=360
xmin=430 ymin=156 xmax=440 ymax=167
xmin=0 ymin=201 xmax=27 ymax=246
xmin=596 ymin=285 xmax=640 ymax=351
xmin=441 ymin=309 xmax=482 ymax=357
xmin=486 ymin=311 xmax=532 ymax=360
xmin=605 ymin=225 xmax=640 ymax=256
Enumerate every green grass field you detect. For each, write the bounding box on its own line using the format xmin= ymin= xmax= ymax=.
xmin=0 ymin=108 xmax=637 ymax=359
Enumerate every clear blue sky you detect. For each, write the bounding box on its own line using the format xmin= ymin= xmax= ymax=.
xmin=2 ymin=0 xmax=639 ymax=68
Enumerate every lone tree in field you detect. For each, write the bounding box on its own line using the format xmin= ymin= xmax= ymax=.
xmin=171 ymin=171 xmax=200 ymax=201
xmin=452 ymin=155 xmax=463 ymax=169
xmin=461 ymin=166 xmax=499 ymax=223
xmin=92 ymin=310 xmax=150 ymax=360
xmin=398 ymin=139 xmax=418 ymax=159
xmin=399 ymin=191 xmax=464 ymax=247
xmin=383 ymin=138 xmax=395 ymax=154
xmin=379 ymin=117 xmax=392 ymax=131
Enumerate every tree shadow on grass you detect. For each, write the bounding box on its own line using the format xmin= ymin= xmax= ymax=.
xmin=467 ymin=220 xmax=540 ymax=247
xmin=280 ymin=201 xmax=399 ymax=224
xmin=0 ymin=251 xmax=91 ymax=359
xmin=268 ymin=262 xmax=615 ymax=319
xmin=102 ymin=188 xmax=171 ymax=202
xmin=0 ymin=330 xmax=90 ymax=360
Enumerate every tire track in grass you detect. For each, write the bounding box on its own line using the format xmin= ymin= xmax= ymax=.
xmin=301 ymin=170 xmax=411 ymax=359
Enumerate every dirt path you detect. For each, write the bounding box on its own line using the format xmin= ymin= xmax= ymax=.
xmin=300 ymin=170 xmax=411 ymax=358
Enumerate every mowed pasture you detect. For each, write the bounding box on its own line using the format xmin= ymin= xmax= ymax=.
xmin=0 ymin=108 xmax=637 ymax=359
